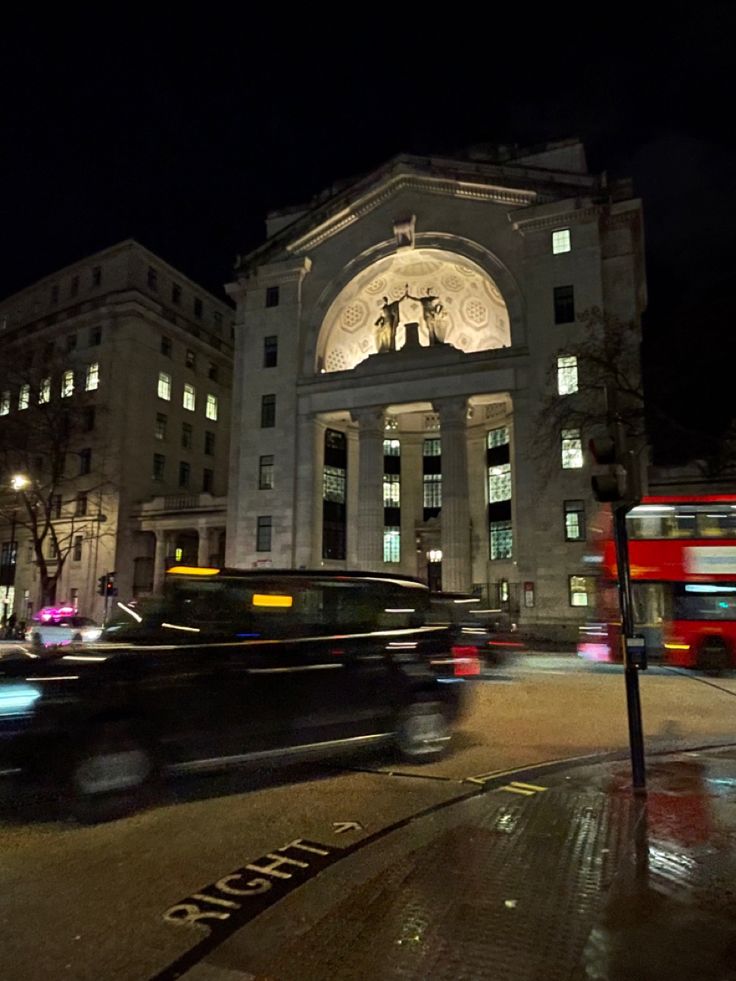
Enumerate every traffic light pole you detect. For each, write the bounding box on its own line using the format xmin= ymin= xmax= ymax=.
xmin=613 ymin=503 xmax=647 ymax=793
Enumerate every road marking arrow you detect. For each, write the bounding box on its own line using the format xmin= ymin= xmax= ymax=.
xmin=332 ymin=821 xmax=363 ymax=834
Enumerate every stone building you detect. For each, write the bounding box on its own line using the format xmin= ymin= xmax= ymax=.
xmin=225 ymin=140 xmax=646 ymax=633
xmin=0 ymin=241 xmax=233 ymax=622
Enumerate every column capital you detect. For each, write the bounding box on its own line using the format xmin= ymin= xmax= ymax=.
xmin=350 ymin=406 xmax=386 ymax=435
xmin=432 ymin=396 xmax=468 ymax=429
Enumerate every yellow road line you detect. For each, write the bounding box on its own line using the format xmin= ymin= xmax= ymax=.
xmin=510 ymin=781 xmax=547 ymax=792
xmin=500 ymin=785 xmax=536 ymax=795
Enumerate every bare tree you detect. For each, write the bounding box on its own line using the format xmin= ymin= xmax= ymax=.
xmin=0 ymin=353 xmax=111 ymax=606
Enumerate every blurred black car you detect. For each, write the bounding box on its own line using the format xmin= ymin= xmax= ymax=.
xmin=0 ymin=569 xmax=467 ymax=820
xmin=428 ymin=592 xmax=525 ymax=668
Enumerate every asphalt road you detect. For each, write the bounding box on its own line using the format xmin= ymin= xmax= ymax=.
xmin=1 ymin=653 xmax=735 ymax=980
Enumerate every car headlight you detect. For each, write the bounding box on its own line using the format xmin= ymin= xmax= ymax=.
xmin=0 ymin=683 xmax=42 ymax=717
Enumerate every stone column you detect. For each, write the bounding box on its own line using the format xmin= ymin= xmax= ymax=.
xmin=152 ymin=529 xmax=170 ymax=593
xmin=352 ymin=406 xmax=386 ymax=571
xmin=434 ymin=397 xmax=471 ymax=593
xmin=197 ymin=525 xmax=215 ymax=567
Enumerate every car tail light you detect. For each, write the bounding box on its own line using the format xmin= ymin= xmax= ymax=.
xmin=451 ymin=644 xmax=480 ymax=676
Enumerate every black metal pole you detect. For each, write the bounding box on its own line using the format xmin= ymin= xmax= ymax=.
xmin=613 ymin=504 xmax=646 ymax=792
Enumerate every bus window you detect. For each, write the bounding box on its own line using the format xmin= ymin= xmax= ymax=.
xmin=695 ymin=509 xmax=736 ymax=538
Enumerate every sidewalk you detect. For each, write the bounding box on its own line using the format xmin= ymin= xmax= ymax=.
xmin=186 ymin=745 xmax=736 ymax=981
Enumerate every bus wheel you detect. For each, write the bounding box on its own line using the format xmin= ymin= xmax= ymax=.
xmin=697 ymin=639 xmax=730 ymax=675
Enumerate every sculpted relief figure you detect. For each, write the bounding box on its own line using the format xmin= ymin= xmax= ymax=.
xmin=409 ymin=287 xmax=444 ymax=345
xmin=374 ymin=288 xmax=407 ymax=352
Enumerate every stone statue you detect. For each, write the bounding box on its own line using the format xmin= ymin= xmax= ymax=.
xmin=409 ymin=288 xmax=444 ymax=345
xmin=374 ymin=289 xmax=407 ymax=352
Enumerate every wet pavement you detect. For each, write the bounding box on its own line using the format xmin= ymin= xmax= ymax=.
xmin=178 ymin=746 xmax=736 ymax=981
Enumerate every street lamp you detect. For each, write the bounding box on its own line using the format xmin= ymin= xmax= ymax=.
xmin=3 ymin=474 xmax=29 ymax=624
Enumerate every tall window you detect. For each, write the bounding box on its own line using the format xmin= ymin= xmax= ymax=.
xmin=383 ymin=473 xmax=400 ymax=506
xmin=487 ymin=426 xmax=512 ymax=560
xmin=85 ymin=362 xmax=99 ymax=391
xmin=261 ymin=394 xmax=276 ymax=428
xmin=383 ymin=528 xmax=401 ymax=563
xmin=569 ymin=575 xmax=593 ymax=607
xmin=259 ymin=455 xmax=274 ymax=489
xmin=153 ymin=454 xmax=165 ymax=481
xmin=490 ymin=521 xmax=513 ymax=560
xmin=161 ymin=336 xmax=172 ymax=357
xmin=183 ymin=383 xmax=196 ymax=412
xmin=52 ymin=495 xmax=62 ymax=519
xmin=182 ymin=422 xmax=193 ymax=449
xmin=552 ymin=229 xmax=571 ymax=254
xmin=73 ymin=536 xmax=83 ymax=562
xmin=383 ymin=438 xmax=401 ymax=563
xmin=561 ymin=428 xmax=584 ymax=469
xmin=256 ymin=516 xmax=272 ymax=551
xmin=265 ymin=286 xmax=279 ymax=308
xmin=322 ymin=429 xmax=347 ymax=560
xmin=75 ymin=493 xmax=87 ymax=517
xmin=155 ymin=413 xmax=167 ymax=440
xmin=554 ymin=285 xmax=575 ymax=324
xmin=557 ymin=356 xmax=578 ymax=396
xmin=79 ymin=448 xmax=92 ymax=475
xmin=206 ymin=393 xmax=218 ymax=421
xmin=422 ymin=438 xmax=442 ymax=520
xmin=202 ymin=468 xmax=214 ymax=493
xmin=61 ymin=371 xmax=74 ymax=398
xmin=18 ymin=384 xmax=30 ymax=410
xmin=39 ymin=377 xmax=51 ymax=404
xmin=0 ymin=390 xmax=10 ymax=415
xmin=178 ymin=461 xmax=190 ymax=488
xmin=564 ymin=500 xmax=586 ymax=541
xmin=264 ymin=335 xmax=278 ymax=367
xmin=158 ymin=371 xmax=171 ymax=400
xmin=488 ymin=463 xmax=511 ymax=503
xmin=204 ymin=430 xmax=215 ymax=455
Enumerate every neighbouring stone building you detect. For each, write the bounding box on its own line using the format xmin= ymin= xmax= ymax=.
xmin=0 ymin=240 xmax=234 ymax=622
xmin=225 ymin=140 xmax=646 ymax=634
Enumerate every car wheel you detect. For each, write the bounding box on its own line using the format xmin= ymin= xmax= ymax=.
xmin=697 ymin=638 xmax=730 ymax=675
xmin=395 ymin=701 xmax=451 ymax=763
xmin=65 ymin=725 xmax=157 ymax=823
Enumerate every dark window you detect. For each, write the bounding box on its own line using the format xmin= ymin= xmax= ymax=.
xmin=179 ymin=461 xmax=190 ymax=488
xmin=155 ymin=412 xmax=167 ymax=440
xmin=83 ymin=406 xmax=96 ymax=432
xmin=153 ymin=453 xmax=165 ymax=481
xmin=75 ymin=493 xmax=87 ymax=517
xmin=70 ymin=275 xmax=79 ymax=298
xmin=91 ymin=266 xmax=102 ymax=288
xmin=161 ymin=336 xmax=172 ymax=357
xmin=182 ymin=422 xmax=192 ymax=449
xmin=204 ymin=430 xmax=215 ymax=455
xmin=264 ymin=335 xmax=278 ymax=367
xmin=208 ymin=362 xmax=218 ymax=381
xmin=185 ymin=349 xmax=196 ymax=369
xmin=261 ymin=394 xmax=276 ymax=428
xmin=202 ymin=468 xmax=214 ymax=493
xmin=259 ymin=454 xmax=274 ymax=489
xmin=564 ymin=500 xmax=586 ymax=541
xmin=171 ymin=283 xmax=181 ymax=305
xmin=148 ymin=267 xmax=158 ymax=290
xmin=79 ymin=448 xmax=92 ymax=475
xmin=66 ymin=332 xmax=77 ymax=352
xmin=89 ymin=325 xmax=102 ymax=346
xmin=52 ymin=495 xmax=62 ymax=519
xmin=193 ymin=297 xmax=203 ymax=319
xmin=51 ymin=284 xmax=59 ymax=304
xmin=322 ymin=429 xmax=347 ymax=559
xmin=265 ymin=286 xmax=279 ymax=308
xmin=73 ymin=535 xmax=83 ymax=561
xmin=256 ymin=516 xmax=272 ymax=551
xmin=214 ymin=311 xmax=223 ymax=330
xmin=554 ymin=285 xmax=575 ymax=324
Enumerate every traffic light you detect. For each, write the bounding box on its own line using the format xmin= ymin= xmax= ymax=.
xmin=105 ymin=573 xmax=115 ymax=596
xmin=589 ymin=425 xmax=641 ymax=504
xmin=97 ymin=574 xmax=108 ymax=596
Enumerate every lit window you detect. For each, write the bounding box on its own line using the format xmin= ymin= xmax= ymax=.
xmin=85 ymin=362 xmax=99 ymax=392
xmin=490 ymin=521 xmax=513 ymax=560
xmin=383 ymin=439 xmax=400 ymax=456
xmin=383 ymin=527 xmax=401 ymax=563
xmin=39 ymin=378 xmax=51 ymax=404
xmin=487 ymin=427 xmax=510 ymax=448
xmin=157 ymin=371 xmax=171 ymax=401
xmin=423 ymin=473 xmax=442 ymax=508
xmin=423 ymin=438 xmax=441 ymax=457
xmin=564 ymin=500 xmax=586 ymax=541
xmin=383 ymin=473 xmax=401 ymax=506
xmin=552 ymin=229 xmax=571 ymax=254
xmin=488 ymin=463 xmax=511 ymax=503
xmin=557 ymin=356 xmax=578 ymax=395
xmin=183 ymin=383 xmax=196 ymax=412
xmin=19 ymin=384 xmax=30 ymax=410
xmin=256 ymin=515 xmax=272 ymax=551
xmin=569 ymin=575 xmax=593 ymax=607
xmin=0 ymin=390 xmax=10 ymax=415
xmin=61 ymin=371 xmax=74 ymax=398
xmin=206 ymin=393 xmax=218 ymax=420
xmin=259 ymin=455 xmax=274 ymax=490
xmin=323 ymin=465 xmax=346 ymax=503
xmin=561 ymin=428 xmax=583 ymax=469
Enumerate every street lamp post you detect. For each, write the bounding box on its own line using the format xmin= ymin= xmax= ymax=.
xmin=3 ymin=474 xmax=29 ymax=628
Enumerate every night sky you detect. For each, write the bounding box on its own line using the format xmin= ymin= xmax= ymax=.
xmin=2 ymin=7 xmax=733 ymax=459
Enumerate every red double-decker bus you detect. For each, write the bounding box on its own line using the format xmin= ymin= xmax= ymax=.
xmin=578 ymin=495 xmax=736 ymax=670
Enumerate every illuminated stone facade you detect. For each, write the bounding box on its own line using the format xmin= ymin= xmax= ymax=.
xmin=226 ymin=141 xmax=646 ymax=633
